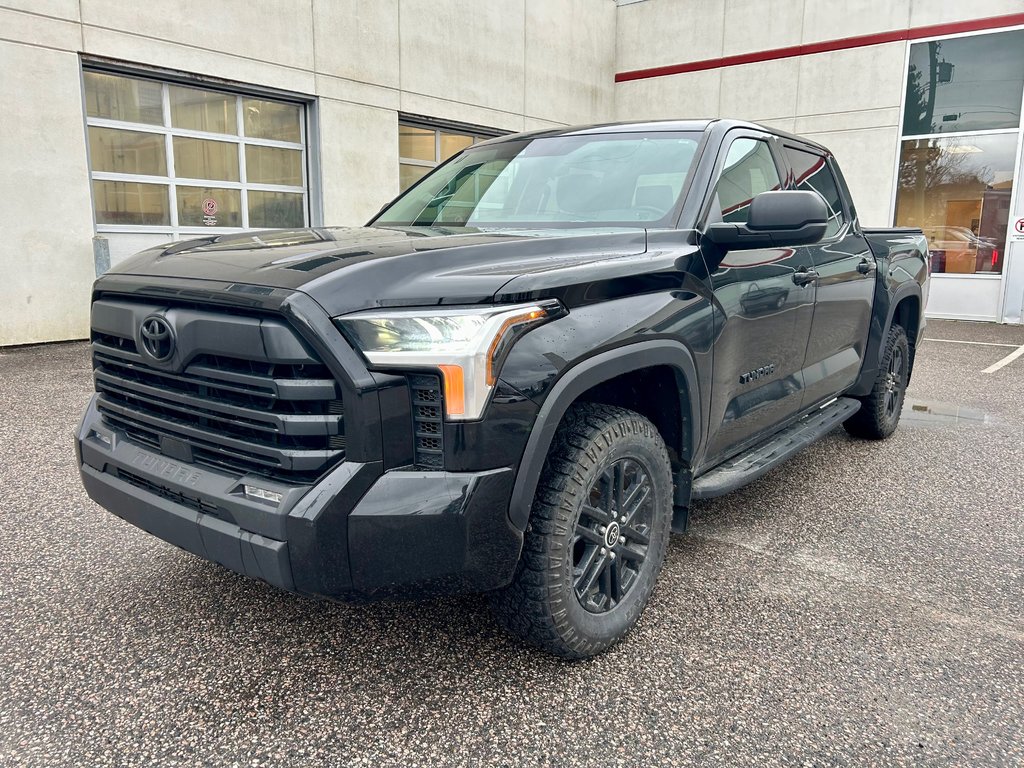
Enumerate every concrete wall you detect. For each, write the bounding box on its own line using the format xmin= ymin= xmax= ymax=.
xmin=1 ymin=0 xmax=1021 ymax=344
xmin=614 ymin=0 xmax=1024 ymax=227
xmin=0 ymin=0 xmax=617 ymax=345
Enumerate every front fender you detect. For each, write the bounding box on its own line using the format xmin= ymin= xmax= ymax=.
xmin=507 ymin=340 xmax=701 ymax=531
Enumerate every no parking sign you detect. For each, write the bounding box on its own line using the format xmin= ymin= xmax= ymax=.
xmin=202 ymin=198 xmax=218 ymax=226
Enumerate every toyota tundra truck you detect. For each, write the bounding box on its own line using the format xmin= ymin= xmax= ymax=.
xmin=77 ymin=119 xmax=929 ymax=658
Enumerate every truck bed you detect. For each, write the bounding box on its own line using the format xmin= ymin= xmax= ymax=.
xmin=862 ymin=227 xmax=927 ymax=263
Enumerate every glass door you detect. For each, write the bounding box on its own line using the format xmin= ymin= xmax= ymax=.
xmin=999 ymin=125 xmax=1024 ymax=323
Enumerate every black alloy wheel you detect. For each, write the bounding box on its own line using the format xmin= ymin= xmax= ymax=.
xmin=573 ymin=458 xmax=655 ymax=613
xmin=884 ymin=342 xmax=905 ymax=420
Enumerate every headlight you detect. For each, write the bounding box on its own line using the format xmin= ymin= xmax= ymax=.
xmin=335 ymin=301 xmax=563 ymax=420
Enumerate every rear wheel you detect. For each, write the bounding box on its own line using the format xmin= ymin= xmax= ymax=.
xmin=844 ymin=324 xmax=909 ymax=439
xmin=490 ymin=403 xmax=673 ymax=658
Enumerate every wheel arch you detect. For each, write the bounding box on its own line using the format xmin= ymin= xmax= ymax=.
xmin=890 ymin=292 xmax=921 ymax=378
xmin=849 ymin=280 xmax=923 ymax=397
xmin=507 ymin=340 xmax=700 ymax=531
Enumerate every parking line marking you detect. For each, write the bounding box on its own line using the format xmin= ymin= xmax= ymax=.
xmin=982 ymin=344 xmax=1024 ymax=374
xmin=928 ymin=339 xmax=1019 ymax=348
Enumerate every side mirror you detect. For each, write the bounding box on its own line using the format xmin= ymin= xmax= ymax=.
xmin=705 ymin=190 xmax=829 ymax=251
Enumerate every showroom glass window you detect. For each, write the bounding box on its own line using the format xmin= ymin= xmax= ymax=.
xmin=84 ymin=71 xmax=309 ymax=234
xmin=398 ymin=122 xmax=501 ymax=191
xmin=894 ymin=29 xmax=1024 ymax=275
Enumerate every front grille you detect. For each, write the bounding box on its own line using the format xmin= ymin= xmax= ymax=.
xmin=91 ymin=300 xmax=345 ymax=483
xmin=409 ymin=374 xmax=444 ymax=470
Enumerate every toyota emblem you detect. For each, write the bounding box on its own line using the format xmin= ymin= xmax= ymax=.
xmin=140 ymin=315 xmax=175 ymax=361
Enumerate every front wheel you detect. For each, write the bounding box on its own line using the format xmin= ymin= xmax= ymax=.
xmin=490 ymin=403 xmax=673 ymax=659
xmin=844 ymin=324 xmax=910 ymax=439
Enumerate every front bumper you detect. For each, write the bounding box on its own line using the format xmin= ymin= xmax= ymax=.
xmin=78 ymin=397 xmax=523 ymax=599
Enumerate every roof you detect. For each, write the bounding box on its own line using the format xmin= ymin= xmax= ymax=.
xmin=473 ymin=118 xmax=831 ymax=154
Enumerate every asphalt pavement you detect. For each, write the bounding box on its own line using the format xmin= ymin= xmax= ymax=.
xmin=1 ymin=318 xmax=1022 ymax=767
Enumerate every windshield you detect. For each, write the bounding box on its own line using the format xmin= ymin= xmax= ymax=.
xmin=372 ymin=131 xmax=701 ymax=228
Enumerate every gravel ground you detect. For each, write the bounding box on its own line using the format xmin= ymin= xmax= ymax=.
xmin=1 ymin=319 xmax=1022 ymax=767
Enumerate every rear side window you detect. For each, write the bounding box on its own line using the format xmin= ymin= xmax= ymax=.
xmin=708 ymin=138 xmax=781 ymax=224
xmin=785 ymin=146 xmax=846 ymax=238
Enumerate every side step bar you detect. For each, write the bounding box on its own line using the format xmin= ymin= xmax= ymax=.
xmin=691 ymin=397 xmax=861 ymax=500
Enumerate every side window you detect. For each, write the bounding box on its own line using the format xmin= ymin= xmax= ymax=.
xmin=785 ymin=146 xmax=846 ymax=238
xmin=709 ymin=138 xmax=781 ymax=224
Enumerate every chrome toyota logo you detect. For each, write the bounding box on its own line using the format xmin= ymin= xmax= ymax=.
xmin=604 ymin=521 xmax=620 ymax=549
xmin=140 ymin=315 xmax=175 ymax=361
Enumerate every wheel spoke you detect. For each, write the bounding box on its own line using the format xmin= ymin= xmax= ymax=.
xmin=613 ymin=462 xmax=625 ymax=514
xmin=609 ymin=558 xmax=622 ymax=602
xmin=622 ymin=524 xmax=650 ymax=546
xmin=581 ymin=504 xmax=612 ymax=524
xmin=601 ymin=468 xmax=614 ymax=514
xmin=616 ymin=544 xmax=645 ymax=562
xmin=576 ymin=548 xmax=608 ymax=597
xmin=575 ymin=524 xmax=604 ymax=546
xmin=623 ymin=483 xmax=651 ymax=522
xmin=621 ymin=471 xmax=648 ymax=509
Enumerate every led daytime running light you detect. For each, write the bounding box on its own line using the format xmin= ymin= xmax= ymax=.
xmin=335 ymin=301 xmax=561 ymax=420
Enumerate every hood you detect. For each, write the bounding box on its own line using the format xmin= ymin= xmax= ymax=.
xmin=113 ymin=226 xmax=649 ymax=316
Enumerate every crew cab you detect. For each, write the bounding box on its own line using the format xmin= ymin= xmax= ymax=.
xmin=77 ymin=119 xmax=928 ymax=658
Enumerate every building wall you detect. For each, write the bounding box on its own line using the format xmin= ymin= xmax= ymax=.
xmin=0 ymin=0 xmax=617 ymax=346
xmin=614 ymin=0 xmax=1024 ymax=227
xmin=1 ymin=0 xmax=1021 ymax=345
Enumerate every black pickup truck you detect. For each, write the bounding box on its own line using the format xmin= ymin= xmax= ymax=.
xmin=77 ymin=119 xmax=928 ymax=658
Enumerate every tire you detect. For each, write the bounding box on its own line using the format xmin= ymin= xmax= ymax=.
xmin=843 ymin=323 xmax=910 ymax=440
xmin=490 ymin=403 xmax=673 ymax=659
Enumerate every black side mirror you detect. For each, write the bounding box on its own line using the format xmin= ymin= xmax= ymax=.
xmin=705 ymin=190 xmax=829 ymax=251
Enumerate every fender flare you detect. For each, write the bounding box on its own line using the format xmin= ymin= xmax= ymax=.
xmin=885 ymin=280 xmax=924 ymax=375
xmin=885 ymin=281 xmax=922 ymax=336
xmin=507 ymin=339 xmax=701 ymax=531
xmin=849 ymin=280 xmax=923 ymax=397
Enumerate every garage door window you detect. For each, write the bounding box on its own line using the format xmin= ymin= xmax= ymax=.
xmin=398 ymin=121 xmax=501 ymax=191
xmin=84 ymin=71 xmax=308 ymax=234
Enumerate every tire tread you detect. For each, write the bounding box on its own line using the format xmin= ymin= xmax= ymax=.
xmin=844 ymin=324 xmax=908 ymax=440
xmin=490 ymin=403 xmax=672 ymax=659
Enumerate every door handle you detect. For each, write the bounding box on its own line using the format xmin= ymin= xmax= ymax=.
xmin=857 ymin=258 xmax=876 ymax=275
xmin=792 ymin=268 xmax=818 ymax=286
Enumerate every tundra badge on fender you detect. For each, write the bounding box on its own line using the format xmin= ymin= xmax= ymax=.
xmin=740 ymin=363 xmax=775 ymax=384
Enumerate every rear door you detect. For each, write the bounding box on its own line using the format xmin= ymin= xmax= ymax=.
xmin=782 ymin=144 xmax=875 ymax=406
xmin=699 ymin=132 xmax=817 ymax=467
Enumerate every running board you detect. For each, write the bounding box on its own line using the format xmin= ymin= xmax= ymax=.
xmin=691 ymin=397 xmax=861 ymax=500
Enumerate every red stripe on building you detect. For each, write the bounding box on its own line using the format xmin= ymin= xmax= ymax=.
xmin=614 ymin=12 xmax=1024 ymax=83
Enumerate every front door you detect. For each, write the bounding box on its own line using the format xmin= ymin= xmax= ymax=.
xmin=783 ymin=145 xmax=875 ymax=405
xmin=700 ymin=134 xmax=817 ymax=467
